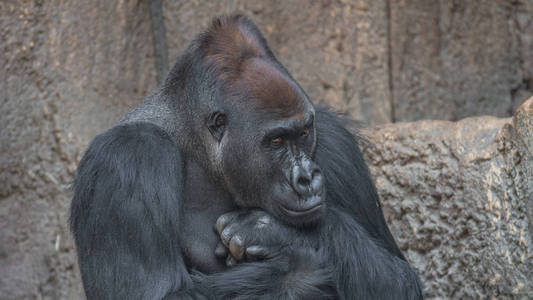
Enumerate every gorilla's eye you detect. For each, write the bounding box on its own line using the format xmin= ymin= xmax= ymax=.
xmin=301 ymin=128 xmax=310 ymax=136
xmin=208 ymin=112 xmax=226 ymax=142
xmin=271 ymin=137 xmax=283 ymax=147
xmin=215 ymin=113 xmax=226 ymax=128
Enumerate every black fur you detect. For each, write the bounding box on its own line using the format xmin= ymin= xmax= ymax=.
xmin=70 ymin=15 xmax=422 ymax=299
xmin=71 ymin=123 xmax=191 ymax=299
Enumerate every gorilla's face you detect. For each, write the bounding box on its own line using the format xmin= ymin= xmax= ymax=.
xmin=255 ymin=111 xmax=326 ymax=227
xmin=205 ymin=59 xmax=326 ymax=227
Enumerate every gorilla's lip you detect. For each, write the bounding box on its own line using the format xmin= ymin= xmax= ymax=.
xmin=279 ymin=197 xmax=324 ymax=217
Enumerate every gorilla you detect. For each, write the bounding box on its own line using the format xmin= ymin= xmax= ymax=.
xmin=70 ymin=15 xmax=422 ymax=299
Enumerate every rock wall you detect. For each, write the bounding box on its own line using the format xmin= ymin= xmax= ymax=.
xmin=0 ymin=1 xmax=155 ymax=299
xmin=363 ymin=98 xmax=533 ymax=299
xmin=0 ymin=0 xmax=532 ymax=299
xmin=389 ymin=0 xmax=533 ymax=121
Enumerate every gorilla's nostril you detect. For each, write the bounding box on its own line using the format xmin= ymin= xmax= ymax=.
xmin=297 ymin=176 xmax=311 ymax=187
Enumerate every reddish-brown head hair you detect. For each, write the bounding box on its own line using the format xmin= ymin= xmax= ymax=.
xmin=197 ymin=15 xmax=270 ymax=79
xmin=196 ymin=15 xmax=307 ymax=115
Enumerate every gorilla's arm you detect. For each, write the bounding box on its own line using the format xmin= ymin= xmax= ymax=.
xmin=321 ymin=208 xmax=423 ymax=299
xmin=70 ymin=122 xmax=201 ymax=299
xmin=314 ymin=106 xmax=405 ymax=259
xmin=304 ymin=107 xmax=422 ymax=298
xmin=194 ymin=247 xmax=336 ymax=299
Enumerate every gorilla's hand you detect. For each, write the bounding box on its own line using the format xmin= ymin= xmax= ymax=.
xmin=210 ymin=210 xmax=338 ymax=299
xmin=214 ymin=209 xmax=292 ymax=266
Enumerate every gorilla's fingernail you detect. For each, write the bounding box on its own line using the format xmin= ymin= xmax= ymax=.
xmin=229 ymin=235 xmax=244 ymax=260
xmin=226 ymin=255 xmax=237 ymax=267
xmin=246 ymin=245 xmax=266 ymax=257
xmin=215 ymin=242 xmax=228 ymax=258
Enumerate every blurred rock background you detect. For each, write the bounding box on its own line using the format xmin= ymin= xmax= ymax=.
xmin=0 ymin=0 xmax=531 ymax=299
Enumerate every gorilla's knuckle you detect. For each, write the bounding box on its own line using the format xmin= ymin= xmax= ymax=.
xmin=216 ymin=212 xmax=237 ymax=233
xmin=220 ymin=226 xmax=235 ymax=245
xmin=255 ymin=215 xmax=272 ymax=229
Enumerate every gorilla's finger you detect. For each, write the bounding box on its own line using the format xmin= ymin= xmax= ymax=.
xmin=220 ymin=224 xmax=237 ymax=247
xmin=245 ymin=245 xmax=270 ymax=260
xmin=215 ymin=211 xmax=239 ymax=234
xmin=215 ymin=241 xmax=228 ymax=258
xmin=226 ymin=255 xmax=237 ymax=267
xmin=229 ymin=235 xmax=245 ymax=260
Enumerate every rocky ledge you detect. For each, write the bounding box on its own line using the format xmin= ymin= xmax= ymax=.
xmin=363 ymin=97 xmax=533 ymax=299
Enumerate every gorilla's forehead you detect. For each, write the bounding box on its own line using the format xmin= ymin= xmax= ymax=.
xmin=230 ymin=58 xmax=309 ymax=116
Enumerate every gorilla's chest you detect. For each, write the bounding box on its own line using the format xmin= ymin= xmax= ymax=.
xmin=180 ymin=161 xmax=236 ymax=274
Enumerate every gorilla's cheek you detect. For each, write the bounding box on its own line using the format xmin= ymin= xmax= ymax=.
xmin=206 ymin=131 xmax=229 ymax=176
xmin=220 ymin=149 xmax=263 ymax=207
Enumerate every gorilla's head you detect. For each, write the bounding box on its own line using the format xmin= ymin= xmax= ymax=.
xmin=171 ymin=16 xmax=326 ymax=226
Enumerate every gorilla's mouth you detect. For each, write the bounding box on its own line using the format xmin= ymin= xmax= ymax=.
xmin=269 ymin=183 xmax=326 ymax=226
xmin=280 ymin=200 xmax=324 ymax=217
xmin=278 ymin=195 xmax=325 ymax=223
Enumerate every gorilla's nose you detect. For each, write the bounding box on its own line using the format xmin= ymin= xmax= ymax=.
xmin=291 ymin=162 xmax=324 ymax=197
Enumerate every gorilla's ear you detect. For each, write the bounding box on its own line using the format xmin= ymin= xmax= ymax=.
xmin=208 ymin=111 xmax=227 ymax=142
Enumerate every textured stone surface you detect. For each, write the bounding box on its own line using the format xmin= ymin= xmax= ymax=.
xmin=363 ymin=98 xmax=533 ymax=299
xmin=0 ymin=1 xmax=156 ymax=299
xmin=389 ymin=0 xmax=533 ymax=122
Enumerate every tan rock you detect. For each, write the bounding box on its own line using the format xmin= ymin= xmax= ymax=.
xmin=363 ymin=97 xmax=533 ymax=299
